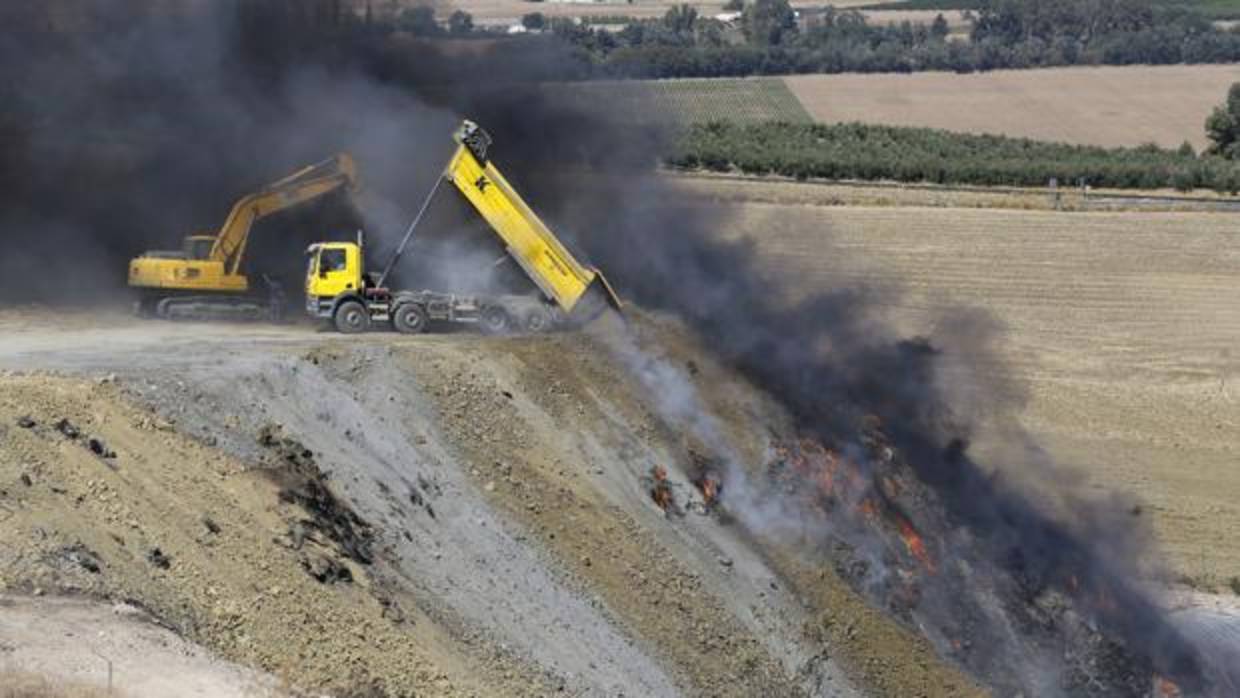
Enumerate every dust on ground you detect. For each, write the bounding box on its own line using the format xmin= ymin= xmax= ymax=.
xmin=0 ymin=594 xmax=281 ymax=697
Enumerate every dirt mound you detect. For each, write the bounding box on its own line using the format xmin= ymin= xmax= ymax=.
xmin=0 ymin=311 xmax=983 ymax=697
xmin=0 ymin=374 xmax=481 ymax=697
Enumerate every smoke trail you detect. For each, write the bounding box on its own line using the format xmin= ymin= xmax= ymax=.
xmin=4 ymin=3 xmax=1231 ymax=694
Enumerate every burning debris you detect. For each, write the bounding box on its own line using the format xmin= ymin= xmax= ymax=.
xmin=649 ymin=420 xmax=1213 ymax=696
xmin=1155 ymin=676 xmax=1184 ymax=698
xmin=646 ymin=465 xmax=676 ymax=515
xmin=688 ymin=449 xmax=723 ymax=513
xmin=692 ymin=471 xmax=722 ymax=512
xmin=766 ymin=436 xmax=940 ymax=581
xmin=644 ymin=461 xmax=725 ymax=518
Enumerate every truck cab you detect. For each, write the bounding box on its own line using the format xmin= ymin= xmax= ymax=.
xmin=305 ymin=242 xmax=367 ymax=324
xmin=306 ymin=242 xmax=363 ymax=299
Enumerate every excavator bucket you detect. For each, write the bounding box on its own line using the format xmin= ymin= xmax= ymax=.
xmin=444 ymin=122 xmax=622 ymax=315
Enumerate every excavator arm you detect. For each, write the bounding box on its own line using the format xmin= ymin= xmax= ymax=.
xmin=130 ymin=153 xmax=360 ymax=319
xmin=211 ymin=154 xmax=359 ymax=276
xmin=441 ymin=121 xmax=621 ymax=314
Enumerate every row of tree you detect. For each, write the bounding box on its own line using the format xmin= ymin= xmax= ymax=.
xmin=17 ymin=1 xmax=1238 ymax=80
xmin=668 ymin=121 xmax=1240 ymax=192
xmin=219 ymin=1 xmax=1240 ymax=80
xmin=537 ymin=0 xmax=1240 ymax=78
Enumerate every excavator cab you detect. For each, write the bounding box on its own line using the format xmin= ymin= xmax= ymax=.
xmin=139 ymin=234 xmax=216 ymax=261
xmin=183 ymin=235 xmax=216 ymax=260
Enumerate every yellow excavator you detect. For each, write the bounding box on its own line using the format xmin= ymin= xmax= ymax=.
xmin=129 ymin=154 xmax=359 ymax=320
xmin=305 ymin=120 xmax=621 ymax=334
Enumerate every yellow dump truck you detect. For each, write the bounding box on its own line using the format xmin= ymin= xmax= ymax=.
xmin=305 ymin=121 xmax=620 ymax=334
xmin=130 ymin=154 xmax=359 ymax=320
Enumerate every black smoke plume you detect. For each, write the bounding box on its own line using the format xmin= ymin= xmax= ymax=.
xmin=2 ymin=3 xmax=1230 ymax=695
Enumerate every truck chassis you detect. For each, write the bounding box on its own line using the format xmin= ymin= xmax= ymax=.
xmin=307 ymin=288 xmax=563 ymax=335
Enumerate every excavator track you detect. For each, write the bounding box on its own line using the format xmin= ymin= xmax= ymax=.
xmin=136 ymin=293 xmax=281 ymax=323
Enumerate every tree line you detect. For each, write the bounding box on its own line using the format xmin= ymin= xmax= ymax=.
xmin=669 ymin=121 xmax=1240 ymax=192
xmin=16 ymin=1 xmax=1238 ymax=80
xmin=539 ymin=0 xmax=1240 ymax=78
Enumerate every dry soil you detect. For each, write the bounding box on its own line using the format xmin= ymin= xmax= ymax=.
xmin=785 ymin=64 xmax=1240 ymax=149
xmin=0 ymin=312 xmax=979 ymax=697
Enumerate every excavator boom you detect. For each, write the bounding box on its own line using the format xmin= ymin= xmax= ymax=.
xmin=211 ymin=154 xmax=359 ymax=275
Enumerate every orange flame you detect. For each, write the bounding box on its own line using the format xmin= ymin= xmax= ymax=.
xmin=1154 ymin=676 xmax=1183 ymax=698
xmin=650 ymin=465 xmax=673 ymax=512
xmin=771 ymin=438 xmax=938 ymax=575
xmin=857 ymin=497 xmax=880 ymax=520
xmin=897 ymin=517 xmax=936 ymax=573
xmin=697 ymin=474 xmax=720 ymax=508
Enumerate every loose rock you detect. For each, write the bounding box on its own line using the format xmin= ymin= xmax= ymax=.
xmin=88 ymin=436 xmax=116 ymax=459
xmin=147 ymin=548 xmax=172 ymax=570
xmin=55 ymin=418 xmax=80 ymax=439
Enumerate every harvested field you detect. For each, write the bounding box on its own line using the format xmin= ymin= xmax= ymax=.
xmin=785 ymin=64 xmax=1240 ymax=149
xmin=706 ymin=199 xmax=1240 ymax=586
xmin=664 ymin=171 xmax=1240 ymax=212
xmin=548 ymin=77 xmax=812 ymax=125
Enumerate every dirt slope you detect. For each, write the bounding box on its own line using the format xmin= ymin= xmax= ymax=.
xmin=0 ymin=312 xmax=980 ymax=697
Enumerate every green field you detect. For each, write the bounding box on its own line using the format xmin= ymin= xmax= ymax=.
xmin=546 ymin=77 xmax=812 ymax=126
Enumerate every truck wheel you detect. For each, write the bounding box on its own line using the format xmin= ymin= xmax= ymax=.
xmin=392 ymin=303 xmax=429 ymax=334
xmin=523 ymin=307 xmax=552 ymax=333
xmin=481 ymin=306 xmax=510 ymax=335
xmin=334 ymin=301 xmax=370 ymax=334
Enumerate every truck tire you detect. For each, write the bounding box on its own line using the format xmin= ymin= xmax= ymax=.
xmin=523 ymin=307 xmax=552 ymax=333
xmin=481 ymin=306 xmax=510 ymax=335
xmin=334 ymin=301 xmax=370 ymax=334
xmin=392 ymin=302 xmax=429 ymax=335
